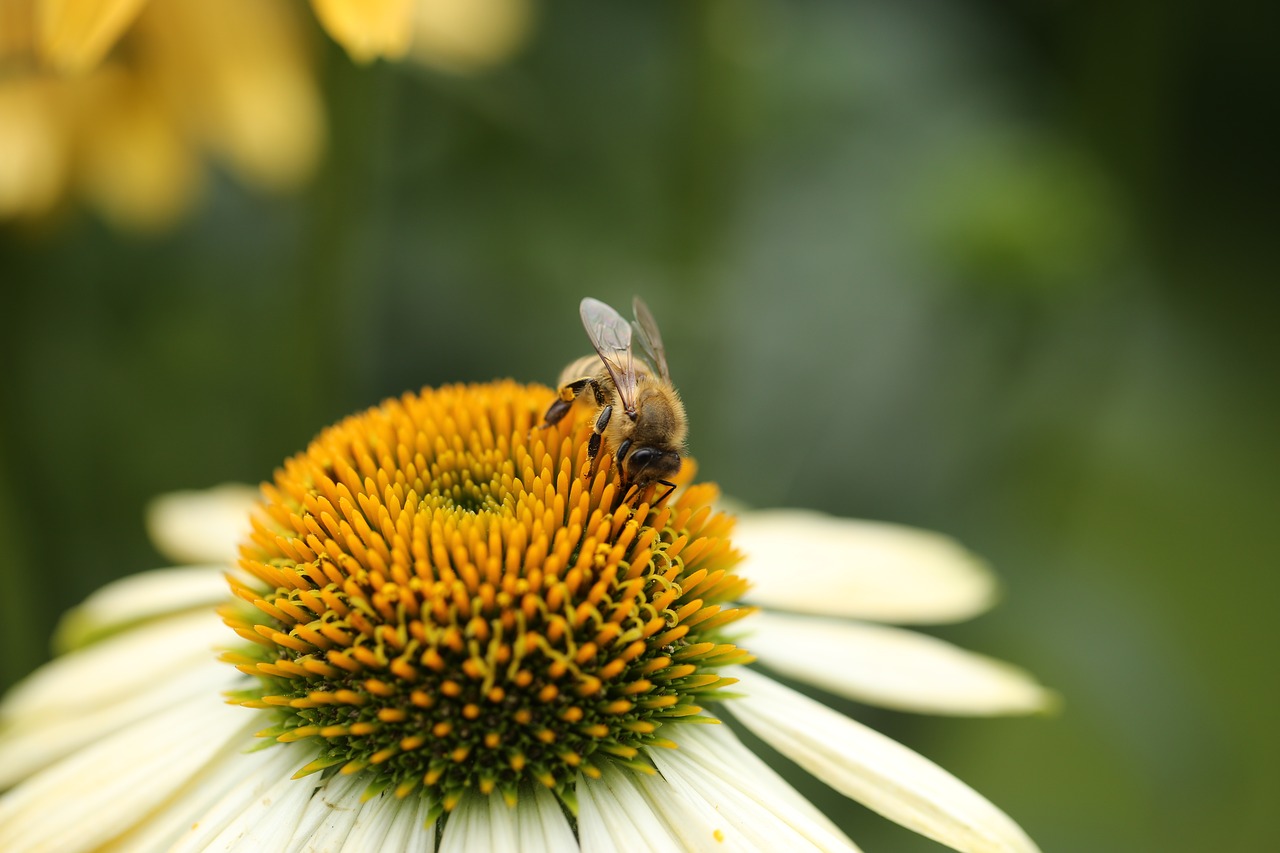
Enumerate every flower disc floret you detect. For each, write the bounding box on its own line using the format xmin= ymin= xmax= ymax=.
xmin=221 ymin=381 xmax=754 ymax=809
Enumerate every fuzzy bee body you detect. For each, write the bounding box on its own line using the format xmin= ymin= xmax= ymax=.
xmin=543 ymin=298 xmax=687 ymax=498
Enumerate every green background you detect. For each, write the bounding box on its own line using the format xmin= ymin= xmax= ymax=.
xmin=1 ymin=2 xmax=1274 ymax=851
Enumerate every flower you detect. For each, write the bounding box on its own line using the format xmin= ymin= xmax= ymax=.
xmin=20 ymin=0 xmax=532 ymax=69
xmin=0 ymin=0 xmax=531 ymax=229
xmin=0 ymin=0 xmax=324 ymax=229
xmin=308 ymin=0 xmax=533 ymax=69
xmin=406 ymin=0 xmax=533 ymax=75
xmin=309 ymin=0 xmax=418 ymax=62
xmin=0 ymin=381 xmax=1051 ymax=851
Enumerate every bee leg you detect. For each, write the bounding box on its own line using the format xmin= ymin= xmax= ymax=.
xmin=612 ymin=441 xmax=637 ymax=505
xmin=614 ymin=439 xmax=632 ymax=467
xmin=621 ymin=482 xmax=667 ymax=510
xmin=542 ymin=378 xmax=593 ymax=428
xmin=542 ymin=398 xmax=574 ymax=428
xmin=589 ymin=381 xmax=609 ymax=407
xmin=586 ymin=404 xmax=612 ymax=479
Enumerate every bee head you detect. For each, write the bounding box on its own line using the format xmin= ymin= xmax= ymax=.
xmin=624 ymin=445 xmax=681 ymax=485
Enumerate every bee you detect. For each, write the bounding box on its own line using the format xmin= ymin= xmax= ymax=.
xmin=542 ymin=296 xmax=688 ymax=502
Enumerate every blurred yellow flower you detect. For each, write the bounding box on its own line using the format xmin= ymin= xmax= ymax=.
xmin=0 ymin=0 xmax=531 ymax=229
xmin=0 ymin=0 xmax=324 ymax=230
xmin=310 ymin=0 xmax=414 ymax=62
xmin=25 ymin=0 xmax=532 ymax=69
xmin=310 ymin=0 xmax=534 ymax=69
xmin=410 ymin=0 xmax=533 ymax=74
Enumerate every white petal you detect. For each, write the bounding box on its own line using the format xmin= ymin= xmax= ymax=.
xmin=439 ymin=791 xmax=514 ymax=853
xmin=286 ymin=770 xmax=369 ymax=850
xmin=439 ymin=786 xmax=574 ymax=853
xmin=145 ymin=484 xmax=260 ymax=565
xmin=171 ymin=744 xmax=325 ymax=852
xmin=0 ymin=693 xmax=258 ymax=852
xmin=519 ymin=786 xmax=578 ymax=850
xmin=576 ymin=764 xmax=683 ymax=853
xmin=638 ymin=722 xmax=862 ymax=852
xmin=53 ymin=565 xmax=231 ymax=651
xmin=105 ymin=728 xmax=290 ymax=851
xmin=664 ymin=721 xmax=859 ymax=850
xmin=735 ymin=510 xmax=997 ymax=624
xmin=341 ymin=787 xmax=435 ymax=852
xmin=1 ymin=609 xmax=228 ymax=722
xmin=748 ymin=611 xmax=1056 ymax=715
xmin=0 ymin=659 xmax=240 ymax=788
xmin=728 ymin=669 xmax=1041 ymax=853
xmin=211 ymin=763 xmax=322 ymax=851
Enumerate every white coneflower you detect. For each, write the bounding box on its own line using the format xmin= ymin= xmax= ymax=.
xmin=0 ymin=381 xmax=1051 ymax=851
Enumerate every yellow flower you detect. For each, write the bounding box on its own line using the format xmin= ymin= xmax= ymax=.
xmin=25 ymin=0 xmax=532 ymax=69
xmin=308 ymin=0 xmax=415 ymax=63
xmin=0 ymin=0 xmax=531 ymax=228
xmin=407 ymin=0 xmax=533 ymax=75
xmin=0 ymin=381 xmax=1051 ymax=851
xmin=0 ymin=0 xmax=324 ymax=230
xmin=309 ymin=0 xmax=533 ymax=69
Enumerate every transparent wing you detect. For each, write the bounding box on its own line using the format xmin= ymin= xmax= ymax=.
xmin=631 ymin=296 xmax=670 ymax=382
xmin=580 ymin=297 xmax=639 ymax=412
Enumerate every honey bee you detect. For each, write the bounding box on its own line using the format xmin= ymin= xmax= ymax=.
xmin=542 ymin=297 xmax=687 ymax=501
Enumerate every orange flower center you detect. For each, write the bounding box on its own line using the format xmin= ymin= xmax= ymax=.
xmin=220 ymin=381 xmax=754 ymax=809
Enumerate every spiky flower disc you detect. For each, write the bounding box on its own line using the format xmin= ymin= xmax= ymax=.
xmin=221 ymin=381 xmax=754 ymax=811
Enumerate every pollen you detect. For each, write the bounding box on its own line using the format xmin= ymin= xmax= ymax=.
xmin=222 ymin=381 xmax=754 ymax=806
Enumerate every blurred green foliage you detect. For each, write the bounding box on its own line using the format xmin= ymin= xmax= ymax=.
xmin=1 ymin=1 xmax=1274 ymax=851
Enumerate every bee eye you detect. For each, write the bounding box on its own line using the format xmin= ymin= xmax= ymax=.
xmin=628 ymin=448 xmax=658 ymax=468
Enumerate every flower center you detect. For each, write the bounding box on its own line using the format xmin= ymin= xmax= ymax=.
xmin=221 ymin=381 xmax=753 ymax=810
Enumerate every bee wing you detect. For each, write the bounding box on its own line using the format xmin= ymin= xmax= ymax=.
xmin=631 ymin=296 xmax=670 ymax=382
xmin=580 ymin=297 xmax=640 ymax=413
